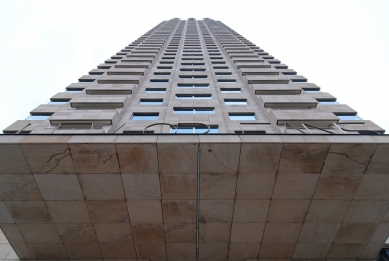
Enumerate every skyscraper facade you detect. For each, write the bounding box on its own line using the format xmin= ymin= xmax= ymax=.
xmin=0 ymin=18 xmax=388 ymax=261
xmin=3 ymin=18 xmax=384 ymax=135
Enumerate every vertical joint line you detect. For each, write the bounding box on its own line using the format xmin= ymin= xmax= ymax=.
xmin=196 ymin=144 xmax=201 ymax=261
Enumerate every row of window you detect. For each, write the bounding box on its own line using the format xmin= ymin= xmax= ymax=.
xmin=25 ymin=113 xmax=363 ymax=121
xmin=139 ymin=99 xmax=247 ymax=105
xmin=130 ymin=112 xmax=257 ymax=121
xmin=144 ymin=87 xmax=241 ymax=93
xmin=170 ymin=126 xmax=219 ymax=134
xmin=156 ymin=67 xmax=230 ymax=71
xmin=150 ymin=79 xmax=236 ymax=83
xmin=158 ymin=61 xmax=226 ymax=65
xmin=154 ymin=70 xmax=231 ymax=75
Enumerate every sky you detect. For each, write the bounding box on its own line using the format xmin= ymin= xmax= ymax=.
xmin=0 ymin=0 xmax=388 ymax=133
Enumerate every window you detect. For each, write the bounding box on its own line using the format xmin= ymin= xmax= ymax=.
xmin=145 ymin=88 xmax=166 ymax=93
xmin=131 ymin=113 xmax=159 ymax=120
xmin=304 ymin=90 xmax=322 ymax=93
xmin=181 ymin=63 xmax=205 ymax=66
xmin=224 ymin=99 xmax=248 ymax=105
xmin=65 ymin=90 xmax=82 ymax=93
xmin=235 ymin=130 xmax=266 ymax=134
xmin=291 ymin=79 xmax=308 ymax=83
xmin=216 ymin=72 xmax=232 ymax=75
xmin=171 ymin=125 xmax=219 ymax=133
xmin=25 ymin=115 xmax=50 ymax=120
xmin=123 ymin=130 xmax=154 ymax=134
xmin=214 ymin=66 xmax=229 ymax=69
xmin=150 ymin=79 xmax=169 ymax=83
xmin=157 ymin=66 xmax=172 ymax=69
xmin=176 ymin=94 xmax=211 ymax=99
xmin=173 ymin=107 xmax=215 ymax=114
xmin=336 ymin=114 xmax=362 ymax=120
xmin=154 ymin=72 xmax=171 ymax=75
xmin=179 ymin=75 xmax=207 ymax=79
xmin=319 ymin=101 xmax=339 ymax=105
xmin=182 ymin=58 xmax=204 ymax=60
xmin=180 ymin=68 xmax=206 ymax=71
xmin=229 ymin=113 xmax=257 ymax=120
xmin=178 ymin=83 xmax=209 ymax=88
xmin=139 ymin=99 xmax=163 ymax=105
xmin=221 ymin=88 xmax=241 ymax=93
xmin=48 ymin=101 xmax=68 ymax=105
xmin=218 ymin=79 xmax=236 ymax=83
xmin=160 ymin=61 xmax=174 ymax=64
xmin=212 ymin=61 xmax=226 ymax=64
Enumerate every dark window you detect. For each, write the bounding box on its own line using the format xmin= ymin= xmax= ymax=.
xmin=139 ymin=99 xmax=163 ymax=105
xmin=173 ymin=107 xmax=215 ymax=114
xmin=178 ymin=83 xmax=209 ymax=88
xmin=180 ymin=68 xmax=206 ymax=72
xmin=145 ymin=88 xmax=166 ymax=93
xmin=229 ymin=113 xmax=257 ymax=120
xmin=181 ymin=63 xmax=205 ymax=66
xmin=181 ymin=58 xmax=204 ymax=60
xmin=221 ymin=88 xmax=241 ymax=93
xmin=154 ymin=72 xmax=171 ymax=75
xmin=224 ymin=99 xmax=248 ymax=105
xmin=123 ymin=130 xmax=155 ymax=134
xmin=235 ymin=130 xmax=266 ymax=134
xmin=179 ymin=75 xmax=207 ymax=79
xmin=131 ymin=113 xmax=159 ymax=120
xmin=218 ymin=79 xmax=236 ymax=83
xmin=150 ymin=79 xmax=169 ymax=83
xmin=176 ymin=94 xmax=211 ymax=99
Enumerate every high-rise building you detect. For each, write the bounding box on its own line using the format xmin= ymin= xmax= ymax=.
xmin=0 ymin=18 xmax=388 ymax=261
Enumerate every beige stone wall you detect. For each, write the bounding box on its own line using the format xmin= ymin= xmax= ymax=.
xmin=0 ymin=134 xmax=389 ymax=260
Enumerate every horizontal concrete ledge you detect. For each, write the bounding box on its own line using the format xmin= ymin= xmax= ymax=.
xmin=0 ymin=133 xmax=389 ymax=140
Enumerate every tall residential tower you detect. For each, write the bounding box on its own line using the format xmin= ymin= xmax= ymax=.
xmin=3 ymin=18 xmax=384 ymax=135
xmin=0 ymin=18 xmax=388 ymax=261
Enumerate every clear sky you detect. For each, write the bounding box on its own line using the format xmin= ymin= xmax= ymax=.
xmin=1 ymin=0 xmax=388 ymax=133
